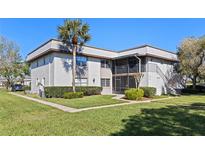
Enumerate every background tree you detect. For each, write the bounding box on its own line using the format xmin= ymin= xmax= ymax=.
xmin=0 ymin=36 xmax=22 ymax=90
xmin=58 ymin=19 xmax=91 ymax=92
xmin=177 ymin=37 xmax=205 ymax=89
xmin=18 ymin=62 xmax=30 ymax=86
xmin=133 ymin=73 xmax=144 ymax=89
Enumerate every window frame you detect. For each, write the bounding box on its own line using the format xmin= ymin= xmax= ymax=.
xmin=101 ymin=78 xmax=110 ymax=87
xmin=43 ymin=57 xmax=46 ymax=65
xmin=75 ymin=78 xmax=88 ymax=86
xmin=101 ymin=59 xmax=110 ymax=68
xmin=76 ymin=56 xmax=88 ymax=67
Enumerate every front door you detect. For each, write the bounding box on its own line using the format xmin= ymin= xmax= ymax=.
xmin=115 ymin=77 xmax=121 ymax=92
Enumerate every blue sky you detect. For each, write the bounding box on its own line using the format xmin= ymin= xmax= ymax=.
xmin=0 ymin=18 xmax=205 ymax=59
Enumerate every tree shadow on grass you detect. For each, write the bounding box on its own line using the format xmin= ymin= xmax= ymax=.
xmin=112 ymin=103 xmax=205 ymax=136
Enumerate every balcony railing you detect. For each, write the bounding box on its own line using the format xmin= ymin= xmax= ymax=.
xmin=114 ymin=64 xmax=146 ymax=74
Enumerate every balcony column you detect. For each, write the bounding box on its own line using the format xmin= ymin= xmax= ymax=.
xmin=114 ymin=60 xmax=116 ymax=92
xmin=127 ymin=57 xmax=129 ymax=88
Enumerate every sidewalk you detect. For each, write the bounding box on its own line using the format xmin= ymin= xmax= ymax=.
xmin=11 ymin=92 xmax=80 ymax=113
xmin=10 ymin=92 xmax=175 ymax=113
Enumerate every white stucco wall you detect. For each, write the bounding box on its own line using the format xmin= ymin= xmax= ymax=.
xmin=30 ymin=54 xmax=54 ymax=93
xmin=147 ymin=72 xmax=164 ymax=95
xmin=52 ymin=55 xmax=112 ymax=94
xmin=147 ymin=57 xmax=174 ymax=75
xmin=30 ymin=53 xmax=175 ymax=95
xmin=139 ymin=72 xmax=149 ymax=87
xmin=87 ymin=57 xmax=101 ymax=87
xmin=30 ymin=52 xmax=105 ymax=93
xmin=28 ymin=39 xmax=178 ymax=96
xmin=146 ymin=57 xmax=174 ymax=95
xmin=53 ymin=53 xmax=73 ymax=86
xmin=100 ymin=60 xmax=113 ymax=94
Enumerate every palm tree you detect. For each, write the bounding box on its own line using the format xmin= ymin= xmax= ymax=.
xmin=58 ymin=19 xmax=91 ymax=92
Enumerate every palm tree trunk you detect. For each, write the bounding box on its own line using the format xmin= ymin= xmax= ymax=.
xmin=72 ymin=45 xmax=77 ymax=92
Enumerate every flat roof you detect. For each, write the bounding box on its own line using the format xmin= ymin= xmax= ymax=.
xmin=26 ymin=38 xmax=178 ymax=62
xmin=119 ymin=44 xmax=176 ymax=55
xmin=27 ymin=39 xmax=117 ymax=56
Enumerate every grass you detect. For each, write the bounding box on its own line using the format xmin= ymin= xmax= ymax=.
xmin=17 ymin=92 xmax=169 ymax=109
xmin=152 ymin=95 xmax=169 ymax=99
xmin=16 ymin=92 xmax=125 ymax=108
xmin=44 ymin=95 xmax=126 ymax=108
xmin=1 ymin=89 xmax=205 ymax=135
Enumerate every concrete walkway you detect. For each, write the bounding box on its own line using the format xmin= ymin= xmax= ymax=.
xmin=10 ymin=92 xmax=80 ymax=113
xmin=10 ymin=92 xmax=176 ymax=113
xmin=78 ymin=96 xmax=176 ymax=112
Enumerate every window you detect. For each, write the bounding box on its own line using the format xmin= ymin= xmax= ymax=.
xmin=101 ymin=59 xmax=110 ymax=68
xmin=101 ymin=78 xmax=110 ymax=87
xmin=43 ymin=57 xmax=46 ymax=65
xmin=101 ymin=60 xmax=105 ymax=68
xmin=36 ymin=60 xmax=39 ymax=67
xmin=75 ymin=78 xmax=88 ymax=86
xmin=76 ymin=56 xmax=88 ymax=79
xmin=76 ymin=56 xmax=87 ymax=67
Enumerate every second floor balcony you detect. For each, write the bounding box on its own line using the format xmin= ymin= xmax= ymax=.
xmin=114 ymin=64 xmax=146 ymax=74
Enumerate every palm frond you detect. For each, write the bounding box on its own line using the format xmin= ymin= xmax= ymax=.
xmin=81 ymin=23 xmax=90 ymax=33
xmin=57 ymin=19 xmax=91 ymax=50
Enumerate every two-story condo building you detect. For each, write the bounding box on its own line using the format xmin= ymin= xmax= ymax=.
xmin=26 ymin=39 xmax=178 ymax=95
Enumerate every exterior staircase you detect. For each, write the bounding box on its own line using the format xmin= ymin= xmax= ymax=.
xmin=156 ymin=65 xmax=179 ymax=95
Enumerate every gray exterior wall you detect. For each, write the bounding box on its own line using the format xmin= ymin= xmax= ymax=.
xmin=28 ymin=39 xmax=178 ymax=95
xmin=87 ymin=57 xmax=101 ymax=87
xmin=30 ymin=54 xmax=54 ymax=93
xmin=30 ymin=53 xmax=175 ymax=95
xmin=53 ymin=53 xmax=72 ymax=86
xmin=146 ymin=57 xmax=174 ymax=95
xmin=100 ymin=60 xmax=112 ymax=94
xmin=30 ymin=52 xmax=109 ymax=94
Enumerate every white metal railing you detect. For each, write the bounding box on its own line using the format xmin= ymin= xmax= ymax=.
xmin=114 ymin=64 xmax=146 ymax=74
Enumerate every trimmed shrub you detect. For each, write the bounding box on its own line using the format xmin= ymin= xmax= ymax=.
xmin=140 ymin=87 xmax=156 ymax=98
xmin=181 ymin=85 xmax=205 ymax=94
xmin=23 ymin=85 xmax=31 ymax=91
xmin=45 ymin=86 xmax=102 ymax=98
xmin=77 ymin=86 xmax=102 ymax=96
xmin=125 ymin=88 xmax=144 ymax=100
xmin=63 ymin=92 xmax=84 ymax=99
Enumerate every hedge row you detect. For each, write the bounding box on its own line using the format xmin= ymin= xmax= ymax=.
xmin=64 ymin=92 xmax=84 ymax=99
xmin=23 ymin=85 xmax=31 ymax=91
xmin=140 ymin=87 xmax=156 ymax=98
xmin=181 ymin=85 xmax=205 ymax=94
xmin=45 ymin=86 xmax=102 ymax=98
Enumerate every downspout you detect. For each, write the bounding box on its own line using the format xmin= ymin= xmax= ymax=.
xmin=134 ymin=55 xmax=141 ymax=73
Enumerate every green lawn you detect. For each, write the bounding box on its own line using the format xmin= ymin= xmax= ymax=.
xmin=17 ymin=92 xmax=169 ymax=109
xmin=17 ymin=92 xmax=125 ymax=108
xmin=44 ymin=95 xmax=125 ymax=108
xmin=1 ymin=89 xmax=205 ymax=135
